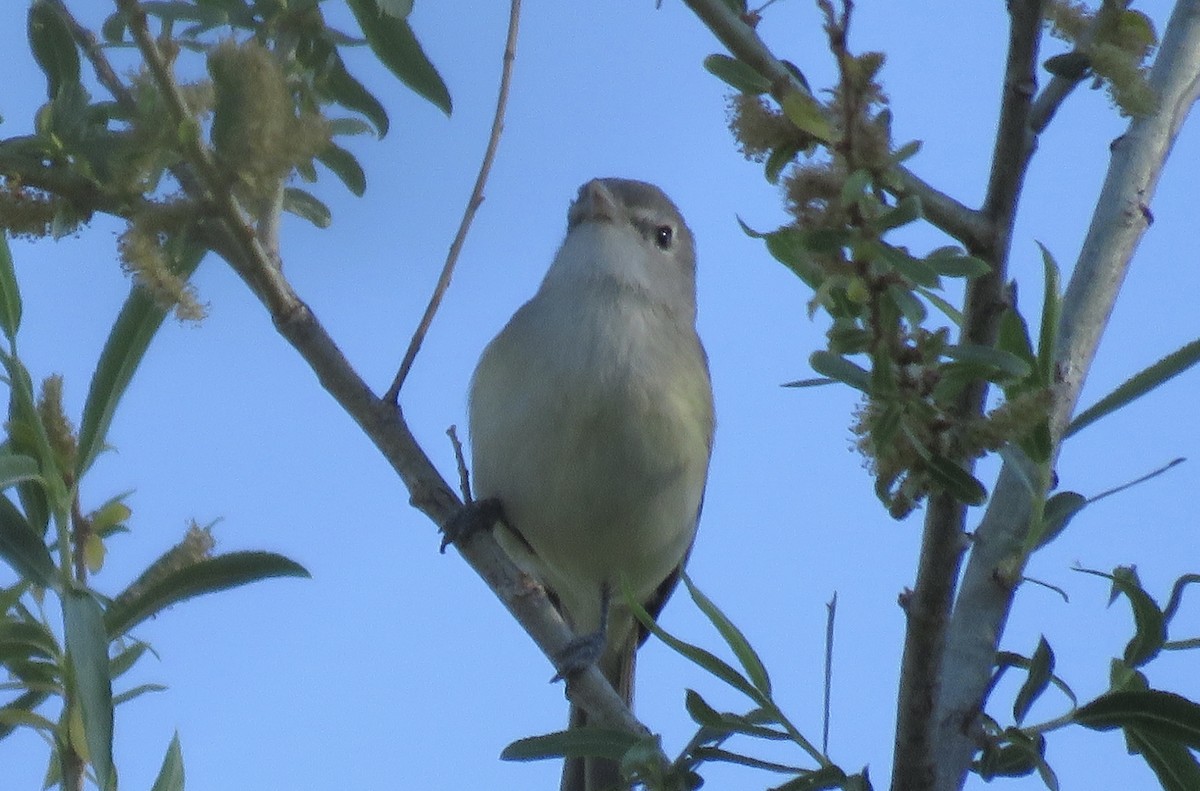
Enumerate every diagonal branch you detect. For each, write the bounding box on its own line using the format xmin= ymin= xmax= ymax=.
xmin=106 ymin=0 xmax=658 ymax=755
xmin=384 ymin=0 xmax=522 ymax=402
xmin=681 ymin=0 xmax=990 ymax=248
xmin=935 ymin=2 xmax=1200 ymax=789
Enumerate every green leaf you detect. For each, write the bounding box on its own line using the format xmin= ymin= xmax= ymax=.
xmin=62 ymin=588 xmax=115 ymax=791
xmin=1066 ymin=339 xmax=1200 ymax=437
xmin=1164 ymin=573 xmax=1200 ymax=624
xmin=689 ymin=746 xmax=803 ymax=773
xmin=702 ymin=54 xmax=770 ymax=94
xmin=150 ymin=732 xmax=185 ymax=791
xmin=781 ymin=93 xmax=834 ymax=142
xmin=109 ymin=640 xmax=149 ymax=679
xmin=1044 ymin=51 xmax=1091 ymax=80
xmin=996 ymin=306 xmax=1036 ymax=374
xmin=1036 ymin=243 xmax=1061 ymax=387
xmin=0 ymin=494 xmax=55 ymax=589
xmin=1013 ymin=637 xmax=1054 ymax=724
xmin=112 ymin=682 xmax=166 ymax=706
xmin=282 ymin=188 xmax=332 ymax=228
xmin=0 ymin=690 xmax=52 ymax=741
xmin=772 ymin=765 xmax=850 ymax=790
xmin=0 ymin=453 xmax=39 ymax=490
xmin=926 ymin=248 xmax=990 ymax=279
xmin=501 ymin=727 xmax=644 ymax=761
xmin=887 ymin=284 xmax=926 ymax=327
xmin=317 ymin=142 xmax=367 ymax=197
xmin=683 ymin=691 xmax=788 ymax=741
xmin=346 ymin=0 xmax=451 ymax=115
xmin=1128 ymin=726 xmax=1200 ymax=791
xmin=78 ymin=243 xmax=204 ymax=476
xmin=28 ymin=2 xmax=81 ymax=100
xmin=809 ymin=351 xmax=870 ymax=393
xmin=683 ymin=574 xmax=771 ymax=696
xmin=0 ymin=234 xmax=22 ymax=343
xmin=765 ymin=141 xmax=805 ymax=184
xmin=875 ymin=244 xmax=940 ymax=289
xmin=1035 ymin=491 xmax=1086 ymax=550
xmin=323 ymin=54 xmax=390 ymax=137
xmin=944 ymin=344 xmax=1032 ymax=380
xmin=624 ymin=581 xmax=761 ymax=702
xmin=1078 ymin=566 xmax=1166 ymax=667
xmin=876 ymin=196 xmax=923 ymax=231
xmin=1075 ymin=690 xmax=1200 ymax=748
xmin=0 ymin=619 xmax=60 ymax=661
xmin=105 ymin=551 xmax=309 ymax=638
xmin=925 ymin=451 xmax=988 ymax=506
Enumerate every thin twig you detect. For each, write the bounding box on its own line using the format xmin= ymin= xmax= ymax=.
xmin=447 ymin=425 xmax=473 ymax=502
xmin=383 ymin=0 xmax=522 ymax=403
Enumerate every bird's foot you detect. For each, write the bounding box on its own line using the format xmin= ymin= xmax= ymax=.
xmin=550 ymin=628 xmax=606 ymax=683
xmin=440 ymin=497 xmax=504 ymax=553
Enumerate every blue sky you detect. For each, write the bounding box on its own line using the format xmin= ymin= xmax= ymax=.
xmin=2 ymin=1 xmax=1198 ymax=789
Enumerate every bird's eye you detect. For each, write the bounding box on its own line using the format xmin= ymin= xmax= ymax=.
xmin=654 ymin=225 xmax=674 ymax=250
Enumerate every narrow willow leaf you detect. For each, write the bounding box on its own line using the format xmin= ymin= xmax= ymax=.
xmin=683 ymin=574 xmax=771 ymax=696
xmin=63 ymin=589 xmax=114 ymax=791
xmin=1164 ymin=573 xmax=1200 ymax=624
xmin=809 ymin=351 xmax=870 ymax=393
xmin=324 ymin=53 xmax=389 ymax=137
xmin=317 ymin=142 xmax=367 ymax=196
xmin=887 ymin=284 xmax=926 ymax=327
xmin=1036 ymin=243 xmax=1061 ymax=386
xmin=1075 ymin=690 xmax=1200 ymax=747
xmin=689 ymin=746 xmax=803 ymax=772
xmin=346 ymin=0 xmax=451 ymax=115
xmin=876 ymin=244 xmax=940 ymax=288
xmin=501 ymin=728 xmax=643 ymax=761
xmin=702 ymin=54 xmax=770 ymax=94
xmin=282 ymin=188 xmax=332 ymax=228
xmin=28 ymin=1 xmax=81 ymax=100
xmin=1044 ymin=51 xmax=1092 ymax=80
xmin=0 ymin=234 xmax=22 ymax=343
xmin=944 ymin=344 xmax=1032 ymax=380
xmin=1013 ymin=637 xmax=1054 ymax=724
xmin=0 ymin=453 xmax=39 ymax=490
xmin=927 ymin=453 xmax=988 ymax=506
xmin=105 ymin=551 xmax=309 ymax=638
xmin=1077 ymin=567 xmax=1166 ymax=667
xmin=1035 ymin=491 xmax=1086 ymax=550
xmin=624 ymin=581 xmax=760 ymax=702
xmin=876 ymin=195 xmax=923 ymax=231
xmin=997 ymin=307 xmax=1036 ymax=373
xmin=926 ymin=250 xmax=991 ymax=279
xmin=78 ymin=243 xmax=204 ymax=476
xmin=0 ymin=494 xmax=55 ymax=589
xmin=1126 ymin=726 xmax=1200 ymax=791
xmin=765 ymin=140 xmax=805 ymax=183
xmin=0 ymin=690 xmax=52 ymax=740
xmin=0 ymin=619 xmax=60 ymax=660
xmin=150 ymin=732 xmax=185 ymax=791
xmin=1066 ymin=339 xmax=1200 ymax=437
xmin=780 ymin=93 xmax=834 ymax=142
xmin=773 ymin=765 xmax=850 ymax=790
xmin=111 ymin=682 xmax=167 ymax=706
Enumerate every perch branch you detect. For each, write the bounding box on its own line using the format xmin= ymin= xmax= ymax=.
xmin=110 ymin=0 xmax=656 ymax=754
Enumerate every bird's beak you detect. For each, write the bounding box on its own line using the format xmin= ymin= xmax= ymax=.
xmin=568 ymin=179 xmax=618 ymax=228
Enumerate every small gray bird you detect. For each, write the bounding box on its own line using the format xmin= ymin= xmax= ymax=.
xmin=469 ymin=178 xmax=715 ymax=791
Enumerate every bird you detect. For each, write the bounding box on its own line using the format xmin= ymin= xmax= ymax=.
xmin=468 ymin=177 xmax=715 ymax=791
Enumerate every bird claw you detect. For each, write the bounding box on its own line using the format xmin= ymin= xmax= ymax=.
xmin=440 ymin=497 xmax=504 ymax=553
xmin=550 ymin=629 xmax=607 ymax=683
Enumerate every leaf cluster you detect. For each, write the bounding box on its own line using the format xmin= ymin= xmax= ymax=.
xmin=0 ymin=234 xmax=309 ymax=789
